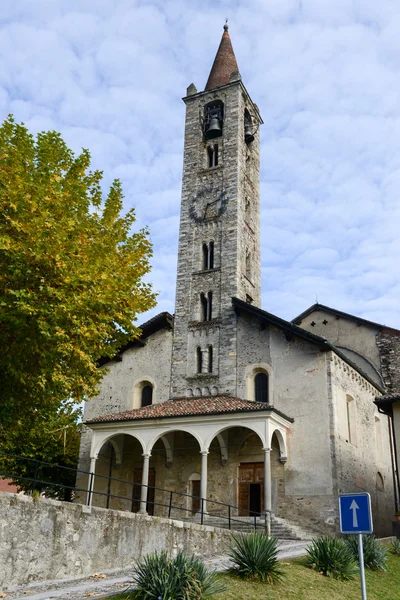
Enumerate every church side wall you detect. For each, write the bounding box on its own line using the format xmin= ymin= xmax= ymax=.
xmin=330 ymin=355 xmax=394 ymax=536
xmin=271 ymin=330 xmax=337 ymax=532
xmin=78 ymin=328 xmax=172 ymax=473
xmin=235 ymin=315 xmax=335 ymax=532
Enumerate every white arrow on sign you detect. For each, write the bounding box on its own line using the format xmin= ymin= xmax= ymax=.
xmin=350 ymin=499 xmax=359 ymax=527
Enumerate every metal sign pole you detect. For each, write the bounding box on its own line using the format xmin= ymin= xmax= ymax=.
xmin=357 ymin=533 xmax=367 ymax=600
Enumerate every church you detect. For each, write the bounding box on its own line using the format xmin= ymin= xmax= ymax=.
xmin=78 ymin=25 xmax=399 ymax=537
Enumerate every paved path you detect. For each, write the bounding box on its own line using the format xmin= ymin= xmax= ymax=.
xmin=2 ymin=540 xmax=310 ymax=600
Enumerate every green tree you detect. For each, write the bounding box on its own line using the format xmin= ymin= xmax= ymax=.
xmin=0 ymin=115 xmax=157 ymax=474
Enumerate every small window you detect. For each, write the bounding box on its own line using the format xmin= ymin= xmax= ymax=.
xmin=141 ymin=384 xmax=153 ymax=407
xmin=200 ymin=291 xmax=213 ymax=321
xmin=255 ymin=373 xmax=268 ymax=403
xmin=207 ymin=291 xmax=213 ymax=321
xmin=208 ymin=346 xmax=213 ymax=373
xmin=207 ymin=144 xmax=219 ymax=168
xmin=202 ymin=243 xmax=209 ymax=270
xmin=196 ymin=347 xmax=203 ymax=374
xmin=200 ymin=292 xmax=207 ymax=321
xmin=202 ymin=242 xmax=214 ymax=270
xmin=209 ymin=241 xmax=214 ymax=269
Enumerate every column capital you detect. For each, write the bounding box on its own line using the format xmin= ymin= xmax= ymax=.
xmin=200 ymin=450 xmax=209 ymax=456
xmin=263 ymin=447 xmax=272 ymax=453
xmin=142 ymin=453 xmax=151 ymax=459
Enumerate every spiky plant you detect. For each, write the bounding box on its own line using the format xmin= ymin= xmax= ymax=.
xmin=305 ymin=536 xmax=359 ymax=581
xmin=390 ymin=538 xmax=400 ymax=556
xmin=132 ymin=550 xmax=225 ymax=600
xmin=346 ymin=534 xmax=388 ymax=571
xmin=228 ymin=532 xmax=285 ymax=583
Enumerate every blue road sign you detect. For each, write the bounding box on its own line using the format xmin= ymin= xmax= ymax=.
xmin=339 ymin=492 xmax=373 ymax=534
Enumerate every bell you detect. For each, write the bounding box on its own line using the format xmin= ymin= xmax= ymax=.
xmin=205 ymin=116 xmax=222 ymax=139
xmin=245 ymin=124 xmax=254 ymax=144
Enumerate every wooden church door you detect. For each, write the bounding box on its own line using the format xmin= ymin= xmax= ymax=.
xmin=238 ymin=463 xmax=264 ymax=516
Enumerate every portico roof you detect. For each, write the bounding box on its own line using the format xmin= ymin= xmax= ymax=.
xmin=85 ymin=395 xmax=293 ymax=425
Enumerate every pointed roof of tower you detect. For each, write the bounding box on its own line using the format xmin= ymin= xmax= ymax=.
xmin=205 ymin=23 xmax=240 ymax=91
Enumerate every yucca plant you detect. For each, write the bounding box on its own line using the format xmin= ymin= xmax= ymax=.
xmin=305 ymin=536 xmax=359 ymax=581
xmin=228 ymin=532 xmax=285 ymax=583
xmin=390 ymin=538 xmax=400 ymax=556
xmin=346 ymin=534 xmax=388 ymax=571
xmin=131 ymin=550 xmax=225 ymax=600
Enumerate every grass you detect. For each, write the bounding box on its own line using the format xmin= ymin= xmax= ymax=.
xmin=108 ymin=553 xmax=400 ymax=600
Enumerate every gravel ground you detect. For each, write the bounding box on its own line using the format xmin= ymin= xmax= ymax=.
xmin=1 ymin=540 xmax=310 ymax=600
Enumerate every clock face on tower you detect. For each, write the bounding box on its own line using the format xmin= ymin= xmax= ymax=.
xmin=189 ymin=185 xmax=228 ymax=222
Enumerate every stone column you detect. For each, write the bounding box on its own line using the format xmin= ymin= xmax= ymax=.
xmin=86 ymin=456 xmax=97 ymax=507
xmin=138 ymin=453 xmax=151 ymax=515
xmin=200 ymin=451 xmax=208 ymax=514
xmin=264 ymin=448 xmax=272 ymax=534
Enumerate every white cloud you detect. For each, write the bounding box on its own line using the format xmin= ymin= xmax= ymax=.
xmin=0 ymin=0 xmax=400 ymax=329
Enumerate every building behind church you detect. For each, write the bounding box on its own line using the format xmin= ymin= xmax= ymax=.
xmin=78 ymin=25 xmax=399 ymax=537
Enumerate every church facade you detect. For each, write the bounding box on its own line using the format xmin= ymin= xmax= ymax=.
xmin=78 ymin=26 xmax=398 ymax=536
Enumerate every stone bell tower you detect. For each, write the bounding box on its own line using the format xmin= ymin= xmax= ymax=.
xmin=170 ymin=24 xmax=263 ymax=399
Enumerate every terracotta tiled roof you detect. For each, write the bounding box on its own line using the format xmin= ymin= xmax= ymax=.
xmin=86 ymin=396 xmax=292 ymax=424
xmin=205 ymin=24 xmax=240 ymax=91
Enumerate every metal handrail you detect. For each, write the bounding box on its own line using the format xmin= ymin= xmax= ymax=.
xmin=0 ymin=452 xmax=268 ymax=532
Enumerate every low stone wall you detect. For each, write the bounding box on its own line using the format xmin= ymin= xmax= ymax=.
xmin=0 ymin=493 xmax=232 ymax=589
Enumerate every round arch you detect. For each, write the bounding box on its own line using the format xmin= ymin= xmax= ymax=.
xmin=131 ymin=376 xmax=157 ymax=409
xmin=245 ymin=363 xmax=273 ymax=403
xmin=92 ymin=431 xmax=145 ymax=459
xmin=204 ymin=423 xmax=265 ymax=453
xmin=270 ymin=428 xmax=287 ymax=459
xmin=146 ymin=428 xmax=203 ymax=455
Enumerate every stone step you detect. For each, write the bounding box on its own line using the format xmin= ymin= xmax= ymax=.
xmin=179 ymin=514 xmax=314 ymax=541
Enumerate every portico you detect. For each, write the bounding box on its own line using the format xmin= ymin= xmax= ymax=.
xmin=84 ymin=396 xmax=292 ymax=526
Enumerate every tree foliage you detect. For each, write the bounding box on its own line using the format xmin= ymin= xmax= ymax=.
xmin=0 ymin=115 xmax=157 ymax=461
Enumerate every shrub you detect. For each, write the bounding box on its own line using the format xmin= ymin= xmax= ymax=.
xmin=305 ymin=536 xmax=359 ymax=581
xmin=132 ymin=550 xmax=225 ymax=600
xmin=346 ymin=534 xmax=387 ymax=571
xmin=228 ymin=532 xmax=285 ymax=583
xmin=390 ymin=539 xmax=400 ymax=556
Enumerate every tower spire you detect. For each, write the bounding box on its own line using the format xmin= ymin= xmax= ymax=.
xmin=205 ymin=23 xmax=240 ymax=91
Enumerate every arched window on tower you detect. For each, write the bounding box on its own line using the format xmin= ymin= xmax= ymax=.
xmin=196 ymin=347 xmax=203 ymax=374
xmin=244 ymin=108 xmax=254 ymax=144
xmin=200 ymin=291 xmax=213 ymax=321
xmin=207 ymin=291 xmax=213 ymax=320
xmin=255 ymin=373 xmax=268 ymax=403
xmin=141 ymin=384 xmax=153 ymax=407
xmin=209 ymin=241 xmax=214 ymax=269
xmin=202 ymin=242 xmax=215 ymax=270
xmin=208 ymin=346 xmax=213 ymax=373
xmin=200 ymin=292 xmax=207 ymax=321
xmin=207 ymin=144 xmax=219 ymax=168
xmin=202 ymin=244 xmax=209 ymax=270
xmin=204 ymin=100 xmax=223 ymax=140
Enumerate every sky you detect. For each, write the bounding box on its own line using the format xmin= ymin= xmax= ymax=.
xmin=1 ymin=0 xmax=400 ymax=329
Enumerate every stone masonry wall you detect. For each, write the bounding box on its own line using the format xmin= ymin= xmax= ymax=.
xmin=329 ymin=354 xmax=394 ymax=536
xmin=171 ymin=80 xmax=261 ymax=399
xmin=377 ymin=329 xmax=400 ymax=393
xmin=0 ymin=493 xmax=234 ymax=589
